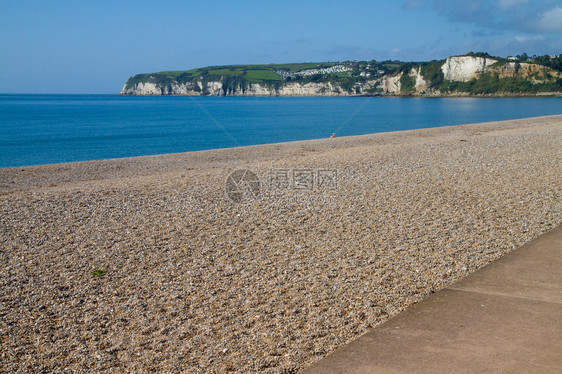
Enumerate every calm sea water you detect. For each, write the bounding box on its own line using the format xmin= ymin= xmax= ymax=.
xmin=0 ymin=94 xmax=560 ymax=168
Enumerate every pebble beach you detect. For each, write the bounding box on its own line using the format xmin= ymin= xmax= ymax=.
xmin=1 ymin=115 xmax=561 ymax=373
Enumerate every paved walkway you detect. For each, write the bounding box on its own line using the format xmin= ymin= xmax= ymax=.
xmin=304 ymin=225 xmax=562 ymax=373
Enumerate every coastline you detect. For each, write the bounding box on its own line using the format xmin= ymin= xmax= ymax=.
xmin=117 ymin=92 xmax=562 ymax=97
xmin=2 ymin=115 xmax=561 ymax=191
xmin=1 ymin=115 xmax=561 ymax=372
xmin=3 ymin=95 xmax=561 ymax=170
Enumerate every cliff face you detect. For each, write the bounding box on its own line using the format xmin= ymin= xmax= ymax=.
xmin=122 ymin=79 xmax=389 ymax=96
xmin=378 ymin=74 xmax=401 ymax=94
xmin=412 ymin=67 xmax=429 ymax=93
xmin=496 ymin=62 xmax=561 ymax=79
xmin=441 ymin=56 xmax=498 ymax=82
xmin=120 ymin=81 xmax=200 ymax=95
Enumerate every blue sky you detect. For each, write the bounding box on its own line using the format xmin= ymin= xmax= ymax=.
xmin=1 ymin=0 xmax=561 ymax=93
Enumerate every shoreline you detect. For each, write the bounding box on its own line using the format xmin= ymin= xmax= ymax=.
xmin=1 ymin=115 xmax=561 ymax=372
xmin=2 ymin=114 xmax=561 ymax=188
xmin=117 ymin=92 xmax=562 ymax=97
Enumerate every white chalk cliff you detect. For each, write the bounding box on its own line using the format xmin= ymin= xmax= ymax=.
xmin=410 ymin=67 xmax=429 ymax=93
xmin=121 ymin=80 xmax=386 ymax=96
xmin=441 ymin=56 xmax=498 ymax=82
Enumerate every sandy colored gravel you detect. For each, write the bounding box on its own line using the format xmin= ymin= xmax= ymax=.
xmin=1 ymin=115 xmax=561 ymax=373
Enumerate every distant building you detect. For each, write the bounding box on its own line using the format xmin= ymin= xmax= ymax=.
xmin=274 ymin=65 xmax=351 ymax=80
xmin=507 ymin=56 xmax=518 ymax=60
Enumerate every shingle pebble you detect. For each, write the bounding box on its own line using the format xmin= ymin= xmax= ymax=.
xmin=0 ymin=115 xmax=560 ymax=373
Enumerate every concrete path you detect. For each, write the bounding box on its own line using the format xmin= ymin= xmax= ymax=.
xmin=304 ymin=225 xmax=562 ymax=373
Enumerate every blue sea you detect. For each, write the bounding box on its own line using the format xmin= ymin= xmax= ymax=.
xmin=0 ymin=94 xmax=560 ymax=168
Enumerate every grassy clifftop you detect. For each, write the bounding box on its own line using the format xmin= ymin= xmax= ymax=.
xmin=124 ymin=61 xmax=409 ymax=90
xmin=125 ymin=63 xmax=338 ymax=88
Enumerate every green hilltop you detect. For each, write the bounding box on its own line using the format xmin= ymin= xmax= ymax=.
xmin=124 ymin=61 xmax=408 ymax=90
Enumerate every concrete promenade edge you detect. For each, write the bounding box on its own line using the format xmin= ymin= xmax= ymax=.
xmin=303 ymin=225 xmax=562 ymax=373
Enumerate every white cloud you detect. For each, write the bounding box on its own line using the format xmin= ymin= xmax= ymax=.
xmin=402 ymin=0 xmax=431 ymax=10
xmin=539 ymin=7 xmax=562 ymax=33
xmin=514 ymin=35 xmax=545 ymax=43
xmin=411 ymin=1 xmax=560 ymax=35
xmin=497 ymin=0 xmax=530 ymax=10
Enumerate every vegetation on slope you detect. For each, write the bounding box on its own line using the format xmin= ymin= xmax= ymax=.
xmin=125 ymin=63 xmax=336 ymax=89
xmin=439 ymin=73 xmax=562 ymax=94
xmin=400 ymin=73 xmax=416 ymax=93
xmin=420 ymin=60 xmax=445 ymax=88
